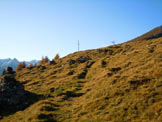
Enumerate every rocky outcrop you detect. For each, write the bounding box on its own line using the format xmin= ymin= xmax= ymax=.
xmin=67 ymin=56 xmax=91 ymax=66
xmin=76 ymin=56 xmax=91 ymax=63
xmin=77 ymin=69 xmax=87 ymax=79
xmin=67 ymin=59 xmax=76 ymax=65
xmin=0 ymin=67 xmax=26 ymax=106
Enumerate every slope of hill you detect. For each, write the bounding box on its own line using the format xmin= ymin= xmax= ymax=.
xmin=0 ymin=27 xmax=162 ymax=122
xmin=130 ymin=26 xmax=162 ymax=42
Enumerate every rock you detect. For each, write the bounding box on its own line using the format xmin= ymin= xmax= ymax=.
xmin=97 ymin=49 xmax=103 ymax=53
xmin=40 ymin=66 xmax=46 ymax=70
xmin=86 ymin=61 xmax=95 ymax=68
xmin=107 ymin=73 xmax=113 ymax=77
xmin=76 ymin=56 xmax=91 ymax=63
xmin=50 ymin=61 xmax=57 ymax=65
xmin=27 ymin=67 xmax=33 ymax=70
xmin=101 ymin=60 xmax=107 ymax=67
xmin=110 ymin=67 xmax=121 ymax=72
xmin=2 ymin=67 xmax=15 ymax=77
xmin=97 ymin=49 xmax=113 ymax=55
xmin=129 ymin=78 xmax=151 ymax=85
xmin=67 ymin=70 xmax=74 ymax=76
xmin=0 ymin=67 xmax=26 ymax=106
xmin=125 ymin=44 xmax=131 ymax=48
xmin=77 ymin=70 xmax=87 ymax=79
xmin=67 ymin=59 xmax=76 ymax=65
xmin=50 ymin=88 xmax=55 ymax=92
xmin=37 ymin=65 xmax=46 ymax=70
xmin=67 ymin=57 xmax=91 ymax=65
xmin=27 ymin=65 xmax=33 ymax=69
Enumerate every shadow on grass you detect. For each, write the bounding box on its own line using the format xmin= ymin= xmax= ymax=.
xmin=62 ymin=91 xmax=84 ymax=100
xmin=37 ymin=113 xmax=57 ymax=122
xmin=0 ymin=91 xmax=43 ymax=119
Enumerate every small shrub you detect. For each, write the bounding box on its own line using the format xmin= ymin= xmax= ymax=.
xmin=39 ymin=56 xmax=49 ymax=65
xmin=54 ymin=54 xmax=60 ymax=61
xmin=16 ymin=62 xmax=26 ymax=71
xmin=27 ymin=64 xmax=33 ymax=69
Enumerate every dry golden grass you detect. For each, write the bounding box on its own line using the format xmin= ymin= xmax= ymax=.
xmin=1 ymin=29 xmax=162 ymax=122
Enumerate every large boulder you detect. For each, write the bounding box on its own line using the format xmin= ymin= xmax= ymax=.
xmin=0 ymin=67 xmax=26 ymax=106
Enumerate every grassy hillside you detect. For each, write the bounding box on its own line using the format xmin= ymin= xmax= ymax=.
xmin=1 ymin=27 xmax=162 ymax=122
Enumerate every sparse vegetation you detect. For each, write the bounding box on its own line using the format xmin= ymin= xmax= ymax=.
xmin=54 ymin=53 xmax=60 ymax=61
xmin=16 ymin=61 xmax=26 ymax=71
xmin=1 ymin=27 xmax=162 ymax=122
xmin=39 ymin=56 xmax=50 ymax=65
xmin=27 ymin=64 xmax=33 ymax=69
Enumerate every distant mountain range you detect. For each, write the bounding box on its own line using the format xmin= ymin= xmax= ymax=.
xmin=0 ymin=58 xmax=39 ymax=75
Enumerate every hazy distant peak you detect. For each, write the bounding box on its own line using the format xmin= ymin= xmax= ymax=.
xmin=13 ymin=58 xmax=18 ymax=61
xmin=0 ymin=58 xmax=39 ymax=75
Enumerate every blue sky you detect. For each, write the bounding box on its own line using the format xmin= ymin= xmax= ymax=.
xmin=0 ymin=0 xmax=162 ymax=61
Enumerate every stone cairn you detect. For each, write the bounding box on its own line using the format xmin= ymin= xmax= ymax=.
xmin=0 ymin=67 xmax=26 ymax=106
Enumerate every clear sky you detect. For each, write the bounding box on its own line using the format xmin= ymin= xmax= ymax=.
xmin=0 ymin=0 xmax=162 ymax=61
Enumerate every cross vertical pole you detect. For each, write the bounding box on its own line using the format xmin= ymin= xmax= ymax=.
xmin=78 ymin=40 xmax=80 ymax=51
